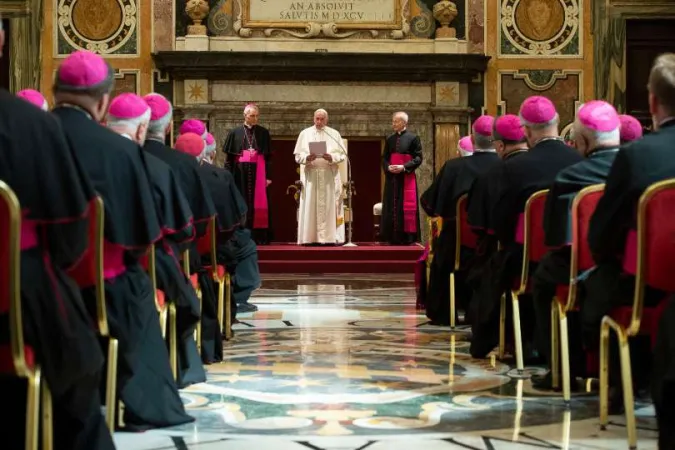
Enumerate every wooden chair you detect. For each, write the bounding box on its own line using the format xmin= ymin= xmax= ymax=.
xmin=450 ymin=194 xmax=478 ymax=328
xmin=196 ymin=216 xmax=232 ymax=340
xmin=551 ymin=184 xmax=605 ymax=402
xmin=507 ymin=189 xmax=550 ymax=374
xmin=182 ymin=249 xmax=202 ymax=352
xmin=0 ymin=180 xmax=44 ymax=450
xmin=66 ymin=196 xmax=119 ymax=431
xmin=600 ymin=179 xmax=675 ymax=449
xmin=426 ymin=217 xmax=443 ymax=291
xmin=145 ymin=245 xmax=178 ymax=380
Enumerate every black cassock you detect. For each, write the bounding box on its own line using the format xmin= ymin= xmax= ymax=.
xmin=381 ymin=130 xmax=423 ymax=244
xmin=420 ymin=152 xmax=501 ymax=324
xmin=468 ymin=140 xmax=582 ymax=358
xmin=0 ymin=90 xmax=114 ymax=450
xmin=140 ymin=151 xmax=206 ymax=387
xmin=531 ymin=148 xmax=618 ymax=374
xmin=223 ymin=125 xmax=272 ymax=244
xmin=53 ymin=106 xmax=193 ymax=430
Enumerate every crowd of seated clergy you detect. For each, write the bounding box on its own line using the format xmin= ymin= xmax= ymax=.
xmin=418 ymin=52 xmax=675 ymax=449
xmin=0 ymin=44 xmax=261 ymax=450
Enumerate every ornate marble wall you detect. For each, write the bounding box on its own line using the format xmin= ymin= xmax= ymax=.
xmin=39 ymin=0 xmax=154 ymax=101
xmin=483 ymin=0 xmax=593 ymax=139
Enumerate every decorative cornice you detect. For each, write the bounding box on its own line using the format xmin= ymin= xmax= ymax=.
xmin=0 ymin=0 xmax=30 ymax=17
xmin=152 ymin=51 xmax=490 ymax=82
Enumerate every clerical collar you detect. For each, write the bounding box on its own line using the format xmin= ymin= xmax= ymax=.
xmin=474 ymin=148 xmax=497 ymax=153
xmin=504 ymin=149 xmax=528 ymax=160
xmin=532 ymin=136 xmax=563 ymax=146
xmin=147 ymin=136 xmax=165 ymax=144
xmin=660 ymin=117 xmax=675 ymax=128
xmin=587 ymin=146 xmax=619 ymax=158
xmin=397 ymin=129 xmax=407 ymax=135
xmin=120 ymin=133 xmax=133 ymax=141
xmin=55 ymin=102 xmax=93 ymax=121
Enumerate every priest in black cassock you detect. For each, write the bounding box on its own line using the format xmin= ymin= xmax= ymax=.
xmin=1 ymin=57 xmax=114 ymax=450
xmin=381 ymin=111 xmax=423 ymax=245
xmin=530 ymin=100 xmax=622 ymax=390
xmin=106 ymin=93 xmax=207 ymax=388
xmin=223 ymin=104 xmax=273 ymax=245
xmin=421 ymin=120 xmax=500 ymax=325
xmin=468 ymin=100 xmax=582 ymax=359
xmin=51 ymin=50 xmax=193 ymax=430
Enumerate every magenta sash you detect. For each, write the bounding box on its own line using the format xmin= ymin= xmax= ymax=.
xmin=102 ymin=241 xmax=126 ymax=280
xmin=622 ymin=229 xmax=638 ymax=275
xmin=237 ymin=150 xmax=269 ymax=229
xmin=20 ymin=220 xmax=39 ymax=250
xmin=390 ymin=153 xmax=417 ymax=233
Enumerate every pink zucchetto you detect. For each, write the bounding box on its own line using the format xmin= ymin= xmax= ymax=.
xmin=472 ymin=115 xmax=495 ymax=137
xmin=205 ymin=133 xmax=215 ymax=146
xmin=179 ymin=119 xmax=207 ymax=138
xmin=458 ymin=135 xmax=473 ymax=152
xmin=619 ymin=114 xmax=643 ymax=143
xmin=175 ymin=132 xmax=206 ymax=157
xmin=520 ymin=96 xmax=558 ymax=125
xmin=16 ymin=89 xmax=48 ymax=111
xmin=577 ymin=101 xmax=620 ymax=132
xmin=55 ymin=50 xmax=113 ymax=90
xmin=108 ymin=93 xmax=150 ymax=119
xmin=494 ymin=114 xmax=526 ymax=142
xmin=143 ymin=93 xmax=172 ymax=121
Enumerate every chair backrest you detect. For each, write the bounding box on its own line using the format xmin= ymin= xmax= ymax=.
xmin=515 ymin=189 xmax=549 ymax=294
xmin=571 ymin=184 xmax=605 ymax=274
xmin=455 ymin=194 xmax=477 ymax=270
xmin=0 ymin=180 xmax=28 ymax=377
xmin=628 ymin=178 xmax=675 ymax=335
xmin=66 ymin=196 xmax=109 ymax=336
xmin=196 ymin=215 xmax=218 ymax=277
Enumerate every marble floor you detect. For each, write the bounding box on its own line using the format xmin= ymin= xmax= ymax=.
xmin=115 ymin=274 xmax=658 ymax=449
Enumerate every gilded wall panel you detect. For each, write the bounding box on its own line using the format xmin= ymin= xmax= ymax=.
xmin=112 ymin=69 xmax=140 ymax=95
xmin=55 ymin=0 xmax=139 ymax=56
xmin=498 ymin=70 xmax=581 ymax=130
xmin=468 ymin=0 xmax=484 ymax=53
xmin=499 ymin=0 xmax=581 ymax=57
xmin=153 ymin=0 xmax=174 ymax=51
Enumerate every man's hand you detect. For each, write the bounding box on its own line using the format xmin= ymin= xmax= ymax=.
xmin=266 ymin=179 xmax=272 ymax=186
xmin=307 ymin=153 xmax=317 ymax=162
xmin=322 ymin=153 xmax=333 ymax=162
xmin=388 ymin=164 xmax=405 ymax=174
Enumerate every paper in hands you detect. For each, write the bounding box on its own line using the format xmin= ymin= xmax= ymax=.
xmin=309 ymin=141 xmax=327 ymax=156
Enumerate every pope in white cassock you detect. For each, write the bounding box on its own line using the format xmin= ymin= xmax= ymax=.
xmin=294 ymin=109 xmax=346 ymax=245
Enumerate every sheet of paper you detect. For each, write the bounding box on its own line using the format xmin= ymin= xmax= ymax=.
xmin=309 ymin=141 xmax=327 ymax=156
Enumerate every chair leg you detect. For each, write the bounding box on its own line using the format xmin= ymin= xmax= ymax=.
xmin=449 ymin=272 xmax=456 ymax=329
xmin=511 ymin=291 xmax=524 ymax=374
xmin=225 ymin=274 xmax=232 ymax=341
xmin=561 ymin=409 xmax=571 ymax=449
xmin=551 ymin=302 xmax=560 ymax=390
xmin=169 ymin=303 xmax=178 ymax=380
xmin=105 ymin=338 xmax=119 ymax=432
xmin=25 ymin=368 xmax=41 ymax=450
xmin=599 ymin=319 xmax=611 ymax=430
xmin=617 ymin=329 xmax=637 ymax=450
xmin=195 ymin=288 xmax=202 ymax=353
xmin=512 ymin=379 xmax=524 ymax=441
xmin=559 ymin=308 xmax=572 ymax=404
xmin=498 ymin=293 xmax=506 ymax=360
xmin=159 ymin=307 xmax=167 ymax=339
xmin=41 ymin=379 xmax=53 ymax=450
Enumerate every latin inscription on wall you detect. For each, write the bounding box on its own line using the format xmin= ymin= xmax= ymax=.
xmin=247 ymin=0 xmax=398 ymax=25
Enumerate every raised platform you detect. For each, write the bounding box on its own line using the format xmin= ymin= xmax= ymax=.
xmin=257 ymin=243 xmax=423 ymax=274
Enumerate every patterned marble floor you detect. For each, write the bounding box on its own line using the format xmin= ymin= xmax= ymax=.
xmin=115 ymin=274 xmax=658 ymax=449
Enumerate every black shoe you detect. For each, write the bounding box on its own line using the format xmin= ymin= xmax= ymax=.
xmin=237 ymin=303 xmax=258 ymax=313
xmin=531 ymin=371 xmax=582 ymax=392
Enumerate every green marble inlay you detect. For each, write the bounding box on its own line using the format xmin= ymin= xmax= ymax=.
xmin=520 ymin=70 xmax=556 ymax=88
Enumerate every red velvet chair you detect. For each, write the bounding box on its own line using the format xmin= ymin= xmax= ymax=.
xmin=551 ymin=183 xmax=605 ymax=402
xmin=196 ymin=216 xmax=232 ymax=340
xmin=0 ymin=181 xmax=42 ymax=450
xmin=599 ymin=179 xmax=675 ymax=449
xmin=66 ymin=196 xmax=120 ymax=431
xmin=181 ymin=250 xmax=202 ymax=352
xmin=507 ymin=189 xmax=550 ymax=374
xmin=450 ymin=194 xmax=478 ymax=328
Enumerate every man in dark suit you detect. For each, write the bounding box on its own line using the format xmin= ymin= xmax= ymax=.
xmin=469 ymin=98 xmax=582 ymax=359
xmin=531 ymin=100 xmax=623 ymax=389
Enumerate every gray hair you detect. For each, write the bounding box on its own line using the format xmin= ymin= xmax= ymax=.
xmin=473 ymin=133 xmax=493 ymax=150
xmin=520 ymin=114 xmax=560 ymax=130
xmin=244 ymin=104 xmax=259 ymax=116
xmin=147 ymin=109 xmax=172 ymax=135
xmin=573 ymin=118 xmax=620 ymax=146
xmin=393 ymin=111 xmax=409 ymax=124
xmin=314 ymin=108 xmax=328 ymax=118
xmin=107 ymin=108 xmax=151 ymax=129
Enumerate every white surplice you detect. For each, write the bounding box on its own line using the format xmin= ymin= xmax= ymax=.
xmin=294 ymin=125 xmax=346 ymax=244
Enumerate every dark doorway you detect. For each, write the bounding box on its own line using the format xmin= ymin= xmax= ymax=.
xmin=1 ymin=19 xmax=10 ymax=90
xmin=345 ymin=138 xmax=383 ymax=243
xmin=268 ymin=138 xmax=303 ymax=243
xmin=626 ymin=19 xmax=675 ymax=129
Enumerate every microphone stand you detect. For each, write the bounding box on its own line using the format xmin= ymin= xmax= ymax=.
xmin=324 ymin=129 xmax=356 ymax=247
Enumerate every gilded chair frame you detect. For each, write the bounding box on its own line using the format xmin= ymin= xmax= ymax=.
xmin=450 ymin=194 xmax=470 ymax=329
xmin=599 ymin=178 xmax=675 ymax=449
xmin=550 ymin=184 xmax=605 ymax=403
xmin=204 ymin=216 xmax=232 ymax=340
xmin=182 ymin=250 xmax=202 ymax=353
xmin=0 ymin=181 xmax=42 ymax=450
xmin=510 ymin=189 xmax=550 ymax=374
xmin=426 ymin=216 xmax=443 ymax=292
xmin=147 ymin=244 xmax=177 ymax=380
